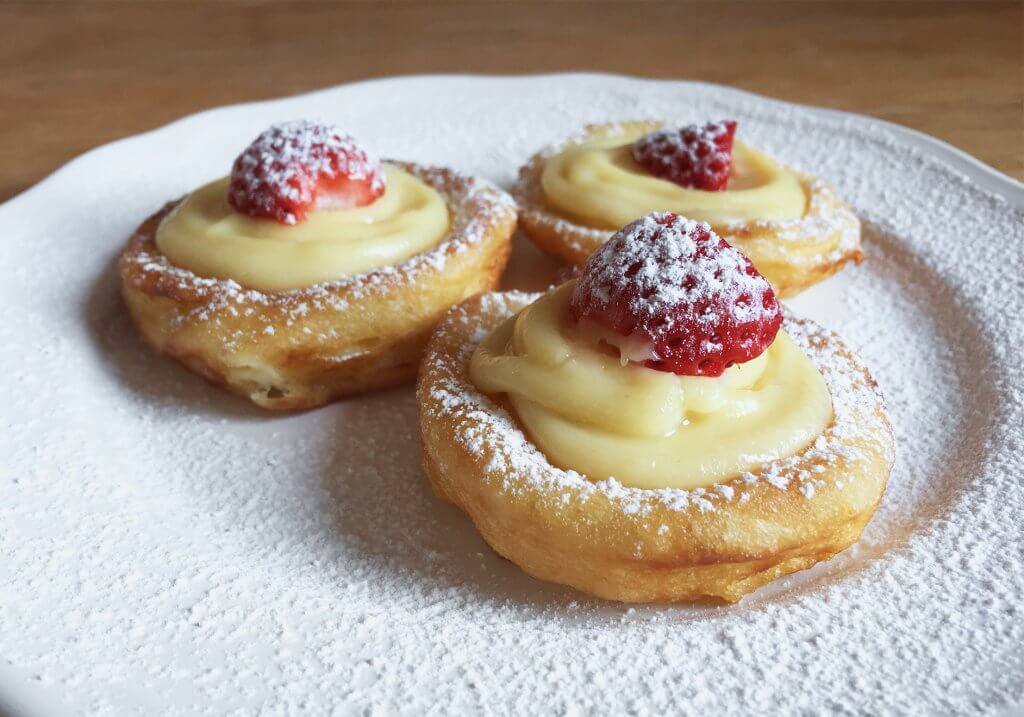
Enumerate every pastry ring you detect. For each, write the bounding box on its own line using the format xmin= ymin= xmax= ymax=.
xmin=514 ymin=121 xmax=862 ymax=298
xmin=417 ymin=291 xmax=895 ymax=603
xmin=120 ymin=162 xmax=516 ymax=410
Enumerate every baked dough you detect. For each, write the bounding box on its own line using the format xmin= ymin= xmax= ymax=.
xmin=514 ymin=121 xmax=862 ymax=298
xmin=417 ymin=291 xmax=895 ymax=603
xmin=120 ymin=162 xmax=516 ymax=410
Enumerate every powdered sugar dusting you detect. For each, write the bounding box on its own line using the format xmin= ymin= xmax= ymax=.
xmin=631 ymin=120 xmax=737 ymax=190
xmin=570 ymin=212 xmax=780 ymax=374
xmin=228 ymin=119 xmax=386 ymax=224
xmin=0 ymin=75 xmax=1021 ymax=715
xmin=578 ymin=214 xmax=775 ymax=327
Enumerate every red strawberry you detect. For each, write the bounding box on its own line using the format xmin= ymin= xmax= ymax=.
xmin=228 ymin=120 xmax=386 ymax=225
xmin=631 ymin=121 xmax=737 ymax=191
xmin=569 ymin=212 xmax=781 ymax=377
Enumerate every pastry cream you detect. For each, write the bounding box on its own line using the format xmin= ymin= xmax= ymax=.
xmin=540 ymin=133 xmax=807 ymax=229
xmin=156 ymin=165 xmax=450 ymax=292
xmin=470 ymin=283 xmax=833 ymax=490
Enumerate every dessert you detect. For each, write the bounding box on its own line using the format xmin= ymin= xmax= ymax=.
xmin=418 ymin=213 xmax=894 ymax=602
xmin=120 ymin=120 xmax=517 ymax=409
xmin=514 ymin=120 xmax=862 ymax=297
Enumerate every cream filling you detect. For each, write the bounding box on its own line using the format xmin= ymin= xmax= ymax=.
xmin=540 ymin=133 xmax=807 ymax=229
xmin=470 ymin=283 xmax=834 ymax=490
xmin=155 ymin=164 xmax=450 ymax=292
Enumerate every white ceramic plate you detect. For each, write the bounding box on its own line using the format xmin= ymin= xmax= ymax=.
xmin=1 ymin=74 xmax=1022 ymax=716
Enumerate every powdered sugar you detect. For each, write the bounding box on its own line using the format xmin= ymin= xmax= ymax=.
xmin=577 ymin=214 xmax=774 ymax=325
xmin=0 ymin=75 xmax=1021 ymax=715
xmin=631 ymin=120 xmax=737 ymax=190
xmin=228 ymin=119 xmax=385 ymax=224
xmin=569 ymin=212 xmax=780 ymax=375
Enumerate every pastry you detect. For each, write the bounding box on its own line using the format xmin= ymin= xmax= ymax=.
xmin=120 ymin=120 xmax=517 ymax=409
xmin=418 ymin=213 xmax=894 ymax=602
xmin=514 ymin=120 xmax=861 ymax=297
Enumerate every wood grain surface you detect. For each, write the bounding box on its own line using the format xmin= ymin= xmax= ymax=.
xmin=1 ymin=0 xmax=1021 ymax=202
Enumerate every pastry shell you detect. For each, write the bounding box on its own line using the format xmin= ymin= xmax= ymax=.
xmin=417 ymin=291 xmax=895 ymax=603
xmin=120 ymin=162 xmax=517 ymax=410
xmin=513 ymin=121 xmax=862 ymax=298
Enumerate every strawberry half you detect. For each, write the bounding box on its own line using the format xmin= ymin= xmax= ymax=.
xmin=631 ymin=120 xmax=737 ymax=191
xmin=569 ymin=212 xmax=781 ymax=377
xmin=228 ymin=120 xmax=386 ymax=225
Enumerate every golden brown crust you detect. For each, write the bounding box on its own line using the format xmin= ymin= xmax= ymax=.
xmin=417 ymin=291 xmax=895 ymax=603
xmin=119 ymin=162 xmax=517 ymax=410
xmin=513 ymin=121 xmax=863 ymax=298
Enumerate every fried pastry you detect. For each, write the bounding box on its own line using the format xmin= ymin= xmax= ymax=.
xmin=418 ymin=213 xmax=894 ymax=602
xmin=120 ymin=120 xmax=516 ymax=409
xmin=514 ymin=120 xmax=861 ymax=298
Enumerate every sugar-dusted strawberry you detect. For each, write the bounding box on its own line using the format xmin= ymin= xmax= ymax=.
xmin=228 ymin=119 xmax=386 ymax=225
xmin=631 ymin=120 xmax=737 ymax=191
xmin=569 ymin=212 xmax=781 ymax=377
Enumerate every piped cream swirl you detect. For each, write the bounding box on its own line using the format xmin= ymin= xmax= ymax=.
xmin=156 ymin=164 xmax=450 ymax=292
xmin=540 ymin=133 xmax=807 ymax=229
xmin=470 ymin=283 xmax=833 ymax=490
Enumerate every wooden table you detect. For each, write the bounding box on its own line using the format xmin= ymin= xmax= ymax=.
xmin=2 ymin=0 xmax=1021 ymax=201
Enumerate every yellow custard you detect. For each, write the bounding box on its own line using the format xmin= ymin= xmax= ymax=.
xmin=155 ymin=165 xmax=450 ymax=292
xmin=540 ymin=133 xmax=807 ymax=229
xmin=470 ymin=283 xmax=833 ymax=490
